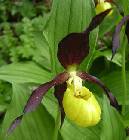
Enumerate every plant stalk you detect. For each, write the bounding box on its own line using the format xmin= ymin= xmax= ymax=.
xmin=122 ymin=37 xmax=127 ymax=115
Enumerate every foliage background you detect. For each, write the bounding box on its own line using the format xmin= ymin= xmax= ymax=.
xmin=0 ymin=0 xmax=129 ymax=140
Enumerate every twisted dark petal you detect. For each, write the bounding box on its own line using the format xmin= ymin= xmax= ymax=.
xmin=24 ymin=82 xmax=53 ymax=113
xmin=57 ymin=9 xmax=111 ymax=69
xmin=77 ymin=72 xmax=121 ymax=111
xmin=23 ymin=72 xmax=69 ymax=113
xmin=112 ymin=15 xmax=129 ymax=59
xmin=85 ymin=9 xmax=111 ymax=33
xmin=54 ymin=83 xmax=67 ymax=126
xmin=7 ymin=72 xmax=69 ymax=134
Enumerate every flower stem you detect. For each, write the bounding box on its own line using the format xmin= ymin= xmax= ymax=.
xmin=122 ymin=36 xmax=127 ymax=115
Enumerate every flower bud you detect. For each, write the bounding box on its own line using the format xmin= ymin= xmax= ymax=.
xmin=96 ymin=2 xmax=112 ymax=15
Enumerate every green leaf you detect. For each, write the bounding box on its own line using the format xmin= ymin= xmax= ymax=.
xmin=43 ymin=89 xmax=58 ymax=119
xmin=0 ymin=62 xmax=52 ymax=84
xmin=99 ymin=9 xmax=122 ymax=38
xmin=122 ymin=106 xmax=129 ymax=127
xmin=33 ymin=31 xmax=51 ymax=70
xmin=94 ymin=50 xmax=122 ymax=67
xmin=61 ymin=119 xmax=100 ymax=140
xmin=100 ymin=95 xmax=126 ymax=140
xmin=80 ymin=28 xmax=99 ymax=71
xmin=119 ymin=0 xmax=129 ymax=14
xmin=102 ymin=71 xmax=129 ymax=105
xmin=1 ymin=83 xmax=55 ymax=140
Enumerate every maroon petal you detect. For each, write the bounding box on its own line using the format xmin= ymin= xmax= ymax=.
xmin=24 ymin=72 xmax=69 ymax=113
xmin=24 ymin=82 xmax=54 ymax=113
xmin=77 ymin=72 xmax=121 ymax=111
xmin=112 ymin=15 xmax=129 ymax=59
xmin=85 ymin=9 xmax=111 ymax=33
xmin=57 ymin=33 xmax=89 ymax=68
xmin=54 ymin=83 xmax=67 ymax=126
xmin=57 ymin=9 xmax=111 ymax=69
xmin=7 ymin=72 xmax=69 ymax=134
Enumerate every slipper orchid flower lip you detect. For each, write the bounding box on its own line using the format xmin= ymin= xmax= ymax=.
xmin=8 ymin=9 xmax=120 ymax=134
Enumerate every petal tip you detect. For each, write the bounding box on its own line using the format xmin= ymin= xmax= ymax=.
xmin=7 ymin=115 xmax=23 ymax=135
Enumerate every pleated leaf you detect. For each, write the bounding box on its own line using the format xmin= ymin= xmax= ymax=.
xmin=61 ymin=119 xmax=100 ymax=140
xmin=100 ymin=95 xmax=125 ymax=140
xmin=0 ymin=62 xmax=52 ymax=84
xmin=1 ymin=84 xmax=55 ymax=140
xmin=102 ymin=71 xmax=129 ymax=105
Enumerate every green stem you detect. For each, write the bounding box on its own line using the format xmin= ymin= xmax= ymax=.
xmin=122 ymin=37 xmax=127 ymax=115
xmin=122 ymin=2 xmax=129 ymax=113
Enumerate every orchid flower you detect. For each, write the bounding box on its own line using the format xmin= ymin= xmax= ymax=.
xmin=8 ymin=9 xmax=120 ymax=134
